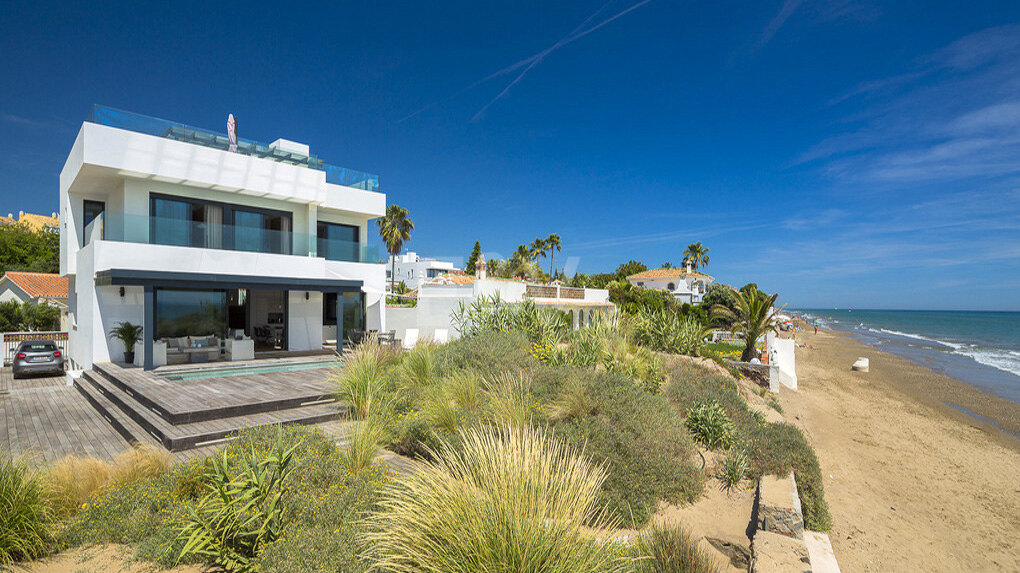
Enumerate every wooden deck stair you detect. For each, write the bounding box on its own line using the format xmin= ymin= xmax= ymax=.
xmin=75 ymin=362 xmax=349 ymax=452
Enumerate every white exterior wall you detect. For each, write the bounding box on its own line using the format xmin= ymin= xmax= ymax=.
xmin=60 ymin=119 xmax=387 ymax=369
xmin=626 ymin=275 xmax=711 ymax=303
xmin=288 ymin=291 xmax=323 ymax=351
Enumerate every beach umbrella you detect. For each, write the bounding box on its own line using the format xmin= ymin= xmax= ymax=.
xmin=227 ymin=113 xmax=237 ymax=152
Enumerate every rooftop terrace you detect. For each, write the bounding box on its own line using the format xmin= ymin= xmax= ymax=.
xmin=88 ymin=104 xmax=379 ymax=192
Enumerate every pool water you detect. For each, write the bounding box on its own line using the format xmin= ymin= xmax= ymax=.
xmin=160 ymin=359 xmax=337 ymax=381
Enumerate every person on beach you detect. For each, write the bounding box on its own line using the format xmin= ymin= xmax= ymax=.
xmin=814 ymin=325 xmax=818 ymax=334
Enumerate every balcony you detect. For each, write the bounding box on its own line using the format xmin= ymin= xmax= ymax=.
xmin=85 ymin=213 xmax=380 ymax=264
xmin=88 ymin=105 xmax=379 ymax=192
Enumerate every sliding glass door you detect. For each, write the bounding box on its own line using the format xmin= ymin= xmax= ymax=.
xmin=317 ymin=222 xmax=360 ymax=262
xmin=149 ymin=194 xmax=290 ymax=254
xmin=155 ymin=289 xmax=228 ymax=339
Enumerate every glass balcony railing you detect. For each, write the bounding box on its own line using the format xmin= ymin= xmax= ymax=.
xmin=84 ymin=213 xmax=381 ymax=264
xmin=88 ymin=104 xmax=380 ymax=192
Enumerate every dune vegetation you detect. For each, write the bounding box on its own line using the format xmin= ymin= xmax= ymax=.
xmin=0 ymin=297 xmax=828 ymax=571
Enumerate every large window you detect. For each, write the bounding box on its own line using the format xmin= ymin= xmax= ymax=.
xmin=83 ymin=200 xmax=105 ymax=244
xmin=149 ymin=194 xmax=290 ymax=254
xmin=323 ymin=292 xmax=365 ymax=340
xmin=234 ymin=209 xmax=291 ymax=254
xmin=317 ymin=222 xmax=359 ymax=262
xmin=155 ymin=289 xmax=227 ymax=339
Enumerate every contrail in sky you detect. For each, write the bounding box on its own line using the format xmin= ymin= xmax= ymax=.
xmin=398 ymin=0 xmax=656 ymax=123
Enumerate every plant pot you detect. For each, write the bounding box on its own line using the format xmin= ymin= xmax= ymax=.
xmin=124 ymin=351 xmax=136 ymax=364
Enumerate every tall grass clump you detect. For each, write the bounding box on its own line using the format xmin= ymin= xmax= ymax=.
xmin=634 ymin=523 xmax=720 ymax=573
xmin=483 ymin=371 xmax=534 ymax=429
xmin=400 ymin=341 xmax=437 ymax=387
xmin=44 ymin=443 xmax=169 ymax=517
xmin=340 ymin=417 xmax=387 ymax=476
xmin=366 ymin=424 xmax=626 ymax=573
xmin=334 ymin=341 xmax=388 ymax=419
xmin=0 ymin=457 xmax=52 ymax=565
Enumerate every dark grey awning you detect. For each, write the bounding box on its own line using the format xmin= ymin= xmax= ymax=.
xmin=95 ymin=269 xmax=363 ymax=292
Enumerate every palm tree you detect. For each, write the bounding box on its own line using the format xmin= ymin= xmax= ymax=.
xmin=377 ymin=204 xmax=414 ymax=292
xmin=682 ymin=242 xmax=710 ymax=271
xmin=529 ymin=238 xmax=546 ymax=263
xmin=710 ymin=287 xmax=783 ymax=362
xmin=545 ymin=233 xmax=561 ymax=276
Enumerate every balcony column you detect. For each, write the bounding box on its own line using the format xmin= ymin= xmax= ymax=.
xmin=143 ymin=285 xmax=155 ymax=370
xmin=306 ymin=204 xmax=318 ymax=257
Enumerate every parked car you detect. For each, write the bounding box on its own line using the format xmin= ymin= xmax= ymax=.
xmin=12 ymin=340 xmax=65 ymax=378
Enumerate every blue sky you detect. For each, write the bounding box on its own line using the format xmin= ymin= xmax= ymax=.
xmin=1 ymin=1 xmax=1018 ymax=310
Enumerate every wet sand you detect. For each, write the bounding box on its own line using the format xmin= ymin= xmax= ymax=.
xmin=782 ymin=327 xmax=1020 ymax=572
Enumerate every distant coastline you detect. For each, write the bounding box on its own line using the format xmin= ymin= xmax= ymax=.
xmin=790 ymin=310 xmax=1020 ymax=440
xmin=790 ymin=309 xmax=1020 ymax=405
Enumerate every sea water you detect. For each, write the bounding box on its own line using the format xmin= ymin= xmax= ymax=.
xmin=790 ymin=310 xmax=1020 ymax=404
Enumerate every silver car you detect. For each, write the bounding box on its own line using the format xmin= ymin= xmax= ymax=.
xmin=12 ymin=340 xmax=65 ymax=378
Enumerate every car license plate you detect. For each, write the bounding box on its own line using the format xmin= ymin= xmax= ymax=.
xmin=29 ymin=356 xmax=49 ymax=362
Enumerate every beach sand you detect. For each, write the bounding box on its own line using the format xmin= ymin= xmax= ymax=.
xmin=783 ymin=327 xmax=1020 ymax=572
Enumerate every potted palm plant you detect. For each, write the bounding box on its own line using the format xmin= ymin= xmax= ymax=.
xmin=109 ymin=321 xmax=144 ymax=364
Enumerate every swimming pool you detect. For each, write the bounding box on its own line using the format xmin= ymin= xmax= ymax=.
xmin=159 ymin=358 xmax=338 ymax=381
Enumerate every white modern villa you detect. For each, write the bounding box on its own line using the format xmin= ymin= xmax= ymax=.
xmin=386 ymin=261 xmax=615 ymax=345
xmin=60 ymin=105 xmax=387 ymax=370
xmin=386 ymin=251 xmax=459 ymax=291
xmin=626 ymin=264 xmax=714 ymax=303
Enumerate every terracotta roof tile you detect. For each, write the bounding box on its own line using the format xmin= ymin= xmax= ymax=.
xmin=2 ymin=272 xmax=69 ymax=298
xmin=626 ymin=268 xmax=714 ymax=280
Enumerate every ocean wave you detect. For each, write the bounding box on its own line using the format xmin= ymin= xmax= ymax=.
xmin=957 ymin=348 xmax=1020 ymax=378
xmin=868 ymin=327 xmax=965 ymax=350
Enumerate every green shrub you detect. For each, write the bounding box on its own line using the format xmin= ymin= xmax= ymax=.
xmin=665 ymin=361 xmax=831 ymax=530
xmin=555 ymin=371 xmax=702 ymax=526
xmin=685 ymin=401 xmax=736 ymax=450
xmin=366 ymin=424 xmax=626 ymax=573
xmin=437 ymin=330 xmax=535 ymax=378
xmin=63 ymin=425 xmax=381 ymax=569
xmin=0 ymin=457 xmax=52 ymax=564
xmin=176 ymin=428 xmax=299 ymax=571
xmin=633 ymin=309 xmax=704 ymax=356
xmin=634 ymin=523 xmax=721 ymax=573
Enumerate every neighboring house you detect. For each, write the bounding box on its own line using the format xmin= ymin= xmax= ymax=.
xmin=386 ymin=251 xmax=459 ymax=291
xmin=1 ymin=211 xmax=61 ymax=232
xmin=386 ymin=261 xmax=615 ymax=344
xmin=60 ymin=105 xmax=387 ymax=370
xmin=626 ymin=263 xmax=714 ymax=303
xmin=0 ymin=271 xmax=70 ymax=330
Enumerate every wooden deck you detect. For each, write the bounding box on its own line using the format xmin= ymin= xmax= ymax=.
xmin=96 ymin=359 xmax=336 ymax=424
xmin=3 ymin=355 xmax=356 ymax=463
xmin=1 ymin=370 xmax=131 ymax=463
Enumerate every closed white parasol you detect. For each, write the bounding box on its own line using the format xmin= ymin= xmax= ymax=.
xmin=227 ymin=113 xmax=237 ymax=152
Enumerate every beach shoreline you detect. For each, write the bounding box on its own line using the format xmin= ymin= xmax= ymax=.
xmin=783 ymin=326 xmax=1020 ymax=572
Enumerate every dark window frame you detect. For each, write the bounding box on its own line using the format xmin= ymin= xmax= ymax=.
xmin=83 ymin=200 xmax=105 ymax=244
xmin=149 ymin=192 xmax=293 ymax=253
